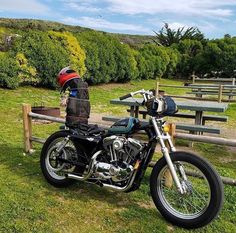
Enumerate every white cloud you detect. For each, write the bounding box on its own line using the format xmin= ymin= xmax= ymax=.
xmin=62 ymin=16 xmax=150 ymax=33
xmin=104 ymin=0 xmax=235 ymax=18
xmin=167 ymin=22 xmax=189 ymax=31
xmin=65 ymin=1 xmax=101 ymax=13
xmin=0 ymin=0 xmax=49 ymax=14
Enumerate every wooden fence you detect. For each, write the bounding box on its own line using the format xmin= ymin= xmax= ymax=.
xmin=22 ymin=103 xmax=236 ymax=186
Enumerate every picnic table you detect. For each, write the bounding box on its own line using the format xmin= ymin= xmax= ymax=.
xmin=186 ymin=84 xmax=236 ymax=101
xmin=110 ymin=98 xmax=228 ymax=134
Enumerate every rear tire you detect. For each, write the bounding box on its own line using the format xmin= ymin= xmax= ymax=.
xmin=40 ymin=131 xmax=81 ymax=188
xmin=150 ymin=151 xmax=224 ymax=229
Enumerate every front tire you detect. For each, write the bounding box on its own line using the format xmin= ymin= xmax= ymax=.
xmin=150 ymin=151 xmax=223 ymax=229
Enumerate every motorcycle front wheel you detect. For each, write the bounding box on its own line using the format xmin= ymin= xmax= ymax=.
xmin=150 ymin=151 xmax=224 ymax=229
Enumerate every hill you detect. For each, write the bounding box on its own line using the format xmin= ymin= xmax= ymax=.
xmin=0 ymin=18 xmax=154 ymax=47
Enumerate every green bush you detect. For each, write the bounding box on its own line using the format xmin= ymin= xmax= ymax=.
xmin=13 ymin=31 xmax=70 ymax=88
xmin=164 ymin=47 xmax=180 ymax=78
xmin=193 ymin=42 xmax=221 ymax=75
xmin=112 ymin=41 xmax=138 ymax=82
xmin=76 ymin=31 xmax=138 ymax=84
xmin=16 ymin=53 xmax=37 ymax=85
xmin=76 ymin=31 xmax=115 ymax=84
xmin=137 ymin=44 xmax=171 ymax=80
xmin=48 ymin=31 xmax=86 ymax=76
xmin=173 ymin=39 xmax=203 ymax=77
xmin=0 ymin=52 xmax=19 ymax=89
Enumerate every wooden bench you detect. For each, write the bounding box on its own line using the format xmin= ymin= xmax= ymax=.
xmin=186 ymin=85 xmax=236 ymax=102
xmin=102 ymin=116 xmax=221 ymax=134
xmin=127 ymin=109 xmax=228 ymax=124
xmin=192 ymin=77 xmax=236 ymax=85
xmin=186 ymin=91 xmax=236 ymax=96
xmin=176 ymin=124 xmax=220 ymax=134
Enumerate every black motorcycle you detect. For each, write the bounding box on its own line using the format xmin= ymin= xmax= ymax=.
xmin=40 ymin=89 xmax=223 ymax=229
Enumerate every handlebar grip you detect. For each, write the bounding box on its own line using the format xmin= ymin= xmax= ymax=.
xmin=119 ymin=93 xmax=132 ymax=100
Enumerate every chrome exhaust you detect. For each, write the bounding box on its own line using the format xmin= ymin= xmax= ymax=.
xmin=67 ymin=169 xmax=138 ymax=192
xmin=66 ymin=149 xmax=138 ymax=192
xmin=66 ymin=150 xmax=102 ymax=181
xmin=101 ymin=170 xmax=138 ymax=192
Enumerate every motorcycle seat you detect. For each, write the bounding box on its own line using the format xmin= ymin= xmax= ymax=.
xmin=74 ymin=123 xmax=105 ymax=135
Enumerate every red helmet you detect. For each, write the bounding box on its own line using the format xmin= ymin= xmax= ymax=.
xmin=57 ymin=66 xmax=80 ymax=88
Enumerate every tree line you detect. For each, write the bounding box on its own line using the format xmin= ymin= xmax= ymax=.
xmin=0 ymin=22 xmax=236 ymax=89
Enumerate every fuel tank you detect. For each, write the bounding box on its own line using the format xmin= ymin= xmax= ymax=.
xmin=108 ymin=117 xmax=140 ymax=134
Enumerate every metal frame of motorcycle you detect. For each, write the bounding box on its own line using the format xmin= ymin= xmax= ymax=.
xmin=121 ymin=89 xmax=185 ymax=194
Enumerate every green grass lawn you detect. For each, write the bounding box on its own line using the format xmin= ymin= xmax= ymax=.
xmin=0 ymin=79 xmax=235 ymax=233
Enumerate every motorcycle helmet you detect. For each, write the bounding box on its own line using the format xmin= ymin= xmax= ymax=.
xmin=57 ymin=66 xmax=80 ymax=92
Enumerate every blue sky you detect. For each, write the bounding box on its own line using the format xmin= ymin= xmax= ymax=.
xmin=1 ymin=0 xmax=236 ymax=38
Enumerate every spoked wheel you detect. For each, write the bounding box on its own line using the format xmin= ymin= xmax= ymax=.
xmin=41 ymin=131 xmax=84 ymax=187
xmin=150 ymin=151 xmax=223 ymax=229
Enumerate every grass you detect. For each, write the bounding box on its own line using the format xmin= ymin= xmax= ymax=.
xmin=0 ymin=79 xmax=236 ymax=233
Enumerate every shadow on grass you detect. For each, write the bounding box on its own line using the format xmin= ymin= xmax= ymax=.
xmin=0 ymin=143 xmax=156 ymax=210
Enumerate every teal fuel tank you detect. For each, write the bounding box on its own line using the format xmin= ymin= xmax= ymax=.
xmin=108 ymin=117 xmax=140 ymax=134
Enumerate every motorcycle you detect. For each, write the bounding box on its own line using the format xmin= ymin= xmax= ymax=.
xmin=40 ymin=89 xmax=223 ymax=229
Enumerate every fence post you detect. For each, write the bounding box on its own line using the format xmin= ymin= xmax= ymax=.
xmin=232 ymin=78 xmax=235 ymax=86
xmin=155 ymin=81 xmax=159 ymax=98
xmin=169 ymin=123 xmax=176 ymax=145
xmin=218 ymin=85 xmax=223 ymax=103
xmin=22 ymin=104 xmax=32 ymax=153
xmin=192 ymin=71 xmax=196 ymax=84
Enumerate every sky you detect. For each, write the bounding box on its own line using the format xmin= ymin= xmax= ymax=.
xmin=1 ymin=0 xmax=236 ymax=38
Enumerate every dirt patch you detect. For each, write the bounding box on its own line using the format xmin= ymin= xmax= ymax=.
xmin=137 ymin=201 xmax=156 ymax=210
xmin=167 ymin=225 xmax=175 ymax=232
xmin=219 ymin=156 xmax=236 ymax=163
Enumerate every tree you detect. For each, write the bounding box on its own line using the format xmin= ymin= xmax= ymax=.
xmin=154 ymin=23 xmax=204 ymax=47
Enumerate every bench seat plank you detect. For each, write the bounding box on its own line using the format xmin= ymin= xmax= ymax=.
xmin=176 ymin=124 xmax=220 ymax=134
xmin=186 ymin=91 xmax=236 ymax=96
xmin=127 ymin=110 xmax=228 ymax=122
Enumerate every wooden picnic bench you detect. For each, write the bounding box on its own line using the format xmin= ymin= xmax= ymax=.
xmin=107 ymin=99 xmax=228 ymax=135
xmin=127 ymin=109 xmax=228 ymax=125
xmin=186 ymin=84 xmax=236 ymax=102
xmin=192 ymin=76 xmax=236 ymax=85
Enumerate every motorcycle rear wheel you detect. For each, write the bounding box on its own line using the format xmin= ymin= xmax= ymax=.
xmin=150 ymin=151 xmax=223 ymax=229
xmin=40 ymin=131 xmax=85 ymax=188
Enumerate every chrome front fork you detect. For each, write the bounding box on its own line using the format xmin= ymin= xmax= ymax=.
xmin=151 ymin=117 xmax=184 ymax=194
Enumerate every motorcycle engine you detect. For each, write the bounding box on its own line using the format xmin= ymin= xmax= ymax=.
xmin=93 ymin=136 xmax=144 ymax=182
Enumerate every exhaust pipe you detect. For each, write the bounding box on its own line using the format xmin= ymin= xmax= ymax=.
xmin=66 ymin=150 xmax=138 ymax=192
xmin=66 ymin=150 xmax=102 ymax=181
xmin=67 ymin=169 xmax=138 ymax=192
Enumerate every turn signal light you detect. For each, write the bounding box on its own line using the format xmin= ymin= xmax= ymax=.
xmin=134 ymin=160 xmax=140 ymax=170
xmin=163 ymin=125 xmax=170 ymax=133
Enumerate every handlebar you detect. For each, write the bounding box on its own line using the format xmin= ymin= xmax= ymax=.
xmin=119 ymin=93 xmax=132 ymax=100
xmin=119 ymin=89 xmax=154 ymax=102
